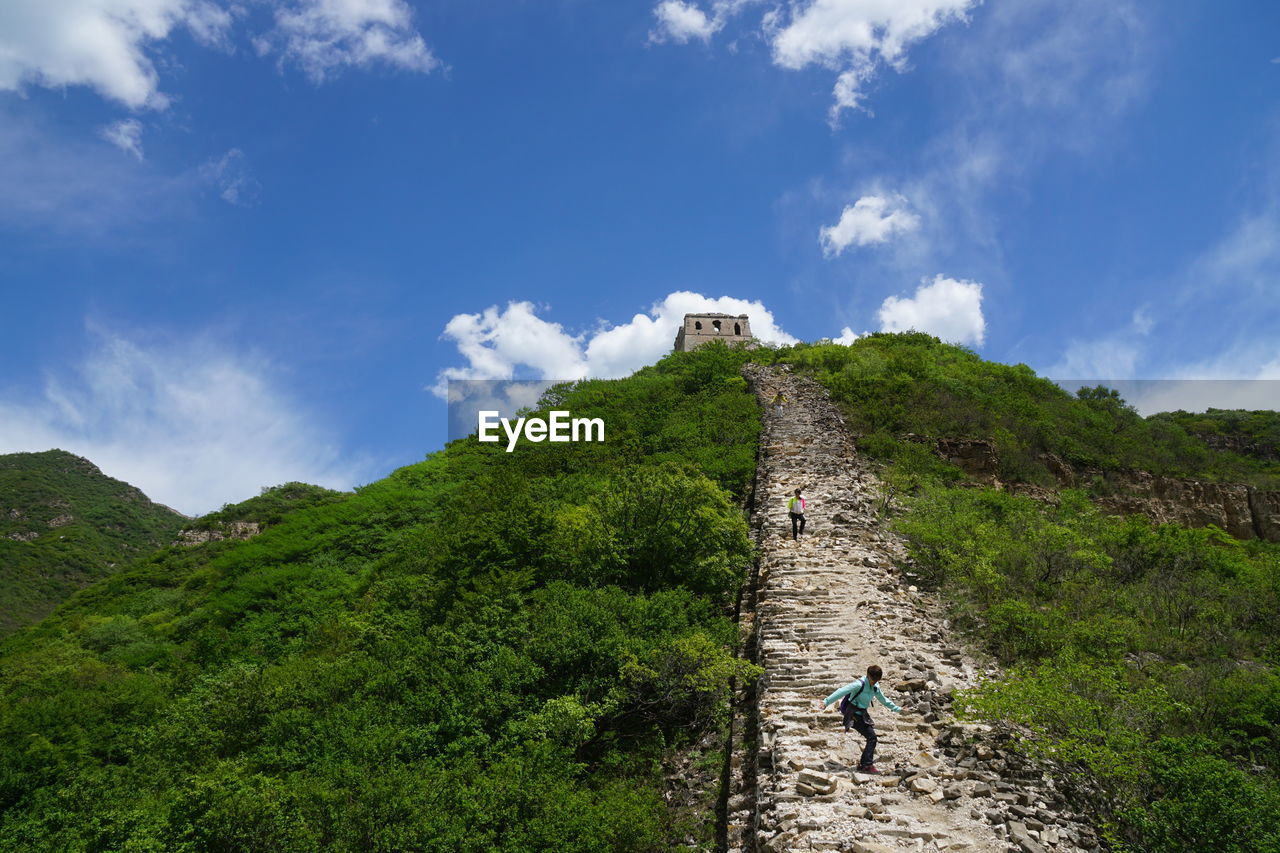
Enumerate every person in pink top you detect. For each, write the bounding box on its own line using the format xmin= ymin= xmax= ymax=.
xmin=787 ymin=488 xmax=806 ymax=540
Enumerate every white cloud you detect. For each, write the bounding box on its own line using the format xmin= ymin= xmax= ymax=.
xmin=0 ymin=0 xmax=436 ymax=110
xmin=651 ymin=1 xmax=722 ymax=43
xmin=199 ymin=148 xmax=260 ymax=206
xmin=815 ymin=0 xmax=1151 ymax=283
xmin=772 ymin=0 xmax=974 ymax=120
xmin=650 ymin=0 xmax=761 ymax=44
xmin=433 ymin=302 xmax=590 ymax=395
xmin=432 ymin=291 xmax=798 ymax=397
xmin=832 ymin=327 xmax=860 ymax=345
xmin=266 ymin=0 xmax=440 ymax=81
xmin=0 ymin=330 xmax=368 ymax=515
xmin=99 ymin=118 xmax=145 ymax=160
xmin=0 ymin=0 xmax=232 ymax=109
xmin=820 ymin=193 xmax=921 ymax=256
xmin=587 ymin=291 xmax=797 ymax=376
xmin=877 ymin=274 xmax=985 ymax=345
xmin=651 ymin=0 xmax=974 ymax=120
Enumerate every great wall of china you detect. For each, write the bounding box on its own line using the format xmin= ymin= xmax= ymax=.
xmin=722 ymin=365 xmax=1105 ymax=853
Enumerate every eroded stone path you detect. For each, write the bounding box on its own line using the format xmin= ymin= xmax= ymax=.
xmin=726 ymin=365 xmax=1101 ymax=853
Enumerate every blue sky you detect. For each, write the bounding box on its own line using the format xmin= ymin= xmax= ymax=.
xmin=0 ymin=0 xmax=1277 ymax=514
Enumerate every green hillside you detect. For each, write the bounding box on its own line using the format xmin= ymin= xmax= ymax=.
xmin=5 ymin=334 xmax=1277 ymax=852
xmin=0 ymin=344 xmax=762 ymax=852
xmin=0 ymin=450 xmax=187 ymax=638
xmin=779 ymin=333 xmax=1280 ymax=488
xmin=771 ymin=335 xmax=1280 ymax=851
xmin=1151 ymin=408 xmax=1280 ymax=463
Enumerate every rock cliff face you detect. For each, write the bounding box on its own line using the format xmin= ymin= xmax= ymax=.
xmin=174 ymin=521 xmax=262 ymax=546
xmin=913 ymin=437 xmax=1280 ymax=543
xmin=1091 ymin=472 xmax=1258 ymax=540
xmin=1200 ymin=433 xmax=1280 ymax=462
xmin=726 ymin=367 xmax=1103 ymax=853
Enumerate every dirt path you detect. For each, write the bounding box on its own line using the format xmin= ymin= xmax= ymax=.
xmin=725 ymin=365 xmax=1101 ymax=853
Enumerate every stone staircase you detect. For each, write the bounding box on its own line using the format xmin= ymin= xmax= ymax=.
xmin=724 ymin=365 xmax=1103 ymax=853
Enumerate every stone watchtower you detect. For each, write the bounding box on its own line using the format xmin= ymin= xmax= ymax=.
xmin=673 ymin=313 xmax=753 ymax=352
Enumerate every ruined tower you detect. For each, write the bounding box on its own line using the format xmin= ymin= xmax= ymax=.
xmin=673 ymin=313 xmax=753 ymax=352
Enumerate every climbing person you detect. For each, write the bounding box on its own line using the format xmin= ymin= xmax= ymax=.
xmin=823 ymin=664 xmax=903 ymax=774
xmin=771 ymin=389 xmax=786 ymax=417
xmin=787 ymin=488 xmax=806 ymax=540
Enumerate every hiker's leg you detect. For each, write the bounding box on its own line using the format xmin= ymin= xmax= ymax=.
xmin=790 ymin=513 xmax=799 ymax=539
xmin=798 ymin=515 xmax=806 ymax=536
xmin=852 ymin=714 xmax=877 ymax=767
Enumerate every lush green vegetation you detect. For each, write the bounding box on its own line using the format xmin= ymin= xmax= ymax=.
xmin=770 ymin=333 xmax=1280 ymax=489
xmin=0 ymin=343 xmax=762 ymax=852
xmin=897 ymin=488 xmax=1280 ymax=851
xmin=8 ymin=332 xmax=1272 ymax=850
xmin=0 ymin=450 xmax=186 ymax=638
xmin=1152 ymin=408 xmax=1280 ymax=463
xmin=772 ymin=334 xmax=1280 ymax=852
xmin=185 ymin=481 xmax=348 ymax=531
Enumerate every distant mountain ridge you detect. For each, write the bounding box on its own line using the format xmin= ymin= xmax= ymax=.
xmin=0 ymin=449 xmax=187 ymax=637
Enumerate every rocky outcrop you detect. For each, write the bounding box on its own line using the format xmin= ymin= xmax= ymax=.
xmin=1091 ymin=472 xmax=1257 ymax=539
xmin=906 ymin=436 xmax=1002 ymax=486
xmin=917 ymin=438 xmax=1280 ymax=543
xmin=1200 ymin=433 xmax=1279 ymax=462
xmin=175 ymin=521 xmax=262 ymax=546
xmin=1249 ymin=489 xmax=1280 ymax=541
xmin=727 ymin=366 xmax=1102 ymax=853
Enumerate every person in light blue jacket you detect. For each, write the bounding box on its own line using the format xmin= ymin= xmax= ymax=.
xmin=823 ymin=664 xmax=903 ymax=774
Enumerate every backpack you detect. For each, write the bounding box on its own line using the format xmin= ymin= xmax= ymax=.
xmin=838 ymin=677 xmax=872 ymax=714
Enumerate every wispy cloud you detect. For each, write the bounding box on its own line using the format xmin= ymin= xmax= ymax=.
xmin=0 ymin=328 xmax=370 ymax=515
xmin=258 ymin=0 xmax=441 ymax=82
xmin=98 ymin=119 xmax=146 ymax=160
xmin=0 ymin=107 xmax=274 ymax=235
xmin=199 ymin=148 xmax=261 ymax=206
xmin=0 ymin=107 xmax=193 ymax=236
xmin=1188 ymin=211 xmax=1280 ymax=297
xmin=1041 ymin=307 xmax=1154 ymax=380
